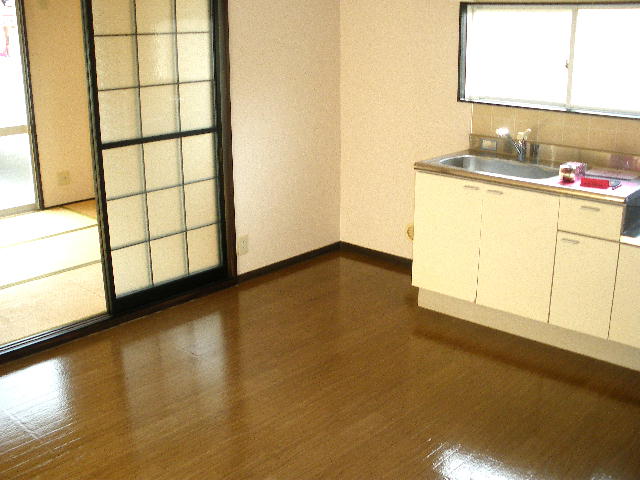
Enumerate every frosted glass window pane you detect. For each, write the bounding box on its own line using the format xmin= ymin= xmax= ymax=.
xmin=176 ymin=0 xmax=210 ymax=32
xmin=140 ymin=85 xmax=178 ymax=137
xmin=147 ymin=187 xmax=184 ymax=238
xmin=107 ymin=195 xmax=147 ymax=249
xmin=92 ymin=0 xmax=134 ymax=35
xmin=179 ymin=82 xmax=213 ymax=131
xmin=185 ymin=179 xmax=217 ymax=229
xmin=182 ymin=133 xmax=215 ymax=182
xmin=112 ymin=243 xmax=151 ymax=296
xmin=572 ymin=9 xmax=640 ymax=114
xmin=98 ymin=89 xmax=140 ymax=143
xmin=187 ymin=225 xmax=220 ymax=274
xmin=151 ymin=233 xmax=187 ymax=284
xmin=465 ymin=7 xmax=572 ymax=104
xmin=177 ymin=33 xmax=212 ymax=82
xmin=137 ymin=35 xmax=177 ymax=86
xmin=103 ymin=145 xmax=144 ymax=199
xmin=143 ymin=139 xmax=181 ymax=190
xmin=136 ymin=0 xmax=174 ymax=34
xmin=95 ymin=37 xmax=137 ymax=90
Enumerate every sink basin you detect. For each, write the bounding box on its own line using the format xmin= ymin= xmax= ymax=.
xmin=439 ymin=155 xmax=557 ymax=179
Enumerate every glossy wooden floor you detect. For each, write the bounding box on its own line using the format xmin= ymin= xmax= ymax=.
xmin=2 ymin=251 xmax=640 ymax=479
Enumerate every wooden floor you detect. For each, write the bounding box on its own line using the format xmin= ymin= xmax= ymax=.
xmin=1 ymin=251 xmax=640 ymax=479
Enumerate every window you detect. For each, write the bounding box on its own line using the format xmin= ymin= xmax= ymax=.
xmin=459 ymin=3 xmax=640 ymax=119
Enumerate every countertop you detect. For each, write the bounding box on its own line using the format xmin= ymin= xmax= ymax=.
xmin=415 ymin=150 xmax=640 ymax=205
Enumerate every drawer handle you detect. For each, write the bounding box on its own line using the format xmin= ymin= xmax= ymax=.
xmin=487 ymin=189 xmax=504 ymax=195
xmin=580 ymin=205 xmax=600 ymax=212
xmin=561 ymin=238 xmax=580 ymax=245
xmin=464 ymin=185 xmax=479 ymax=190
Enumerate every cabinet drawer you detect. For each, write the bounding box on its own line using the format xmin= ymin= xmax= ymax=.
xmin=558 ymin=197 xmax=623 ymax=241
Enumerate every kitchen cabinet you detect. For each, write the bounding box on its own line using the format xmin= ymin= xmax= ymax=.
xmin=413 ymin=172 xmax=559 ymax=320
xmin=412 ymin=173 xmax=483 ymax=302
xmin=476 ymin=186 xmax=559 ymax=322
xmin=549 ymin=232 xmax=619 ymax=338
xmin=610 ymin=244 xmax=640 ymax=348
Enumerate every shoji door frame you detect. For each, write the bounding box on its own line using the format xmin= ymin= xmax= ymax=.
xmin=81 ymin=0 xmax=237 ymax=314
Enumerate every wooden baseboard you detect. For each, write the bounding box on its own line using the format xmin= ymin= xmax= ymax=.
xmin=339 ymin=241 xmax=412 ymax=268
xmin=1 ymin=240 xmax=411 ymax=363
xmin=237 ymin=242 xmax=341 ymax=282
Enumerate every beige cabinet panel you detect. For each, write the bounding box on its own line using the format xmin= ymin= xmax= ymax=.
xmin=477 ymin=187 xmax=559 ymax=322
xmin=549 ymin=232 xmax=619 ymax=338
xmin=412 ymin=173 xmax=483 ymax=302
xmin=610 ymin=244 xmax=640 ymax=348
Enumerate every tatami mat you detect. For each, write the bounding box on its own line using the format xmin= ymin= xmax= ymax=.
xmin=0 ymin=226 xmax=101 ymax=288
xmin=0 ymin=263 xmax=106 ymax=345
xmin=62 ymin=199 xmax=98 ymax=220
xmin=0 ymin=207 xmax=96 ymax=248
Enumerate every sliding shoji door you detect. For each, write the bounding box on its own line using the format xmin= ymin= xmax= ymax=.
xmin=84 ymin=0 xmax=235 ymax=311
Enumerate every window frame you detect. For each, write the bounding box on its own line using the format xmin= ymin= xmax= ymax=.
xmin=458 ymin=2 xmax=640 ymax=120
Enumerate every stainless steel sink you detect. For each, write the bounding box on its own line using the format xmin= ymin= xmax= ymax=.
xmin=439 ymin=155 xmax=557 ymax=179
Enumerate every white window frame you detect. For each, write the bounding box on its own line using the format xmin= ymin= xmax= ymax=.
xmin=459 ymin=2 xmax=640 ymax=120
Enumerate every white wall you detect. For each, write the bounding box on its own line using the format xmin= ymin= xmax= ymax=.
xmin=25 ymin=0 xmax=95 ymax=207
xmin=228 ymin=0 xmax=341 ymax=275
xmin=340 ymin=0 xmax=472 ymax=259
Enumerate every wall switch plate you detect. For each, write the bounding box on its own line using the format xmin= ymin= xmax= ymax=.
xmin=237 ymin=235 xmax=249 ymax=256
xmin=481 ymin=139 xmax=497 ymax=151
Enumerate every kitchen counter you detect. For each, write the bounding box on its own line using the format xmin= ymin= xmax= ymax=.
xmin=415 ymin=149 xmax=640 ymax=205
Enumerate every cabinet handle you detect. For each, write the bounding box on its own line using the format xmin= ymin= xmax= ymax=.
xmin=487 ymin=189 xmax=504 ymax=195
xmin=580 ymin=205 xmax=600 ymax=212
xmin=464 ymin=185 xmax=479 ymax=190
xmin=561 ymin=238 xmax=580 ymax=245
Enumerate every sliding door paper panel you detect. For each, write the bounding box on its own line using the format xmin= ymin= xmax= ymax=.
xmin=88 ymin=0 xmax=224 ymax=301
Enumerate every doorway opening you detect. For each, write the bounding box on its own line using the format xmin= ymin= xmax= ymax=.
xmin=0 ymin=0 xmax=37 ymax=217
xmin=0 ymin=0 xmax=106 ymax=348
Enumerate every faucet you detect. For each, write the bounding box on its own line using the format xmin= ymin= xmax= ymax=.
xmin=496 ymin=127 xmax=531 ymax=162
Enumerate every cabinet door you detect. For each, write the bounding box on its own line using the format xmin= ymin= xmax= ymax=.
xmin=610 ymin=244 xmax=640 ymax=348
xmin=476 ymin=186 xmax=559 ymax=322
xmin=412 ymin=173 xmax=483 ymax=302
xmin=549 ymin=233 xmax=619 ymax=338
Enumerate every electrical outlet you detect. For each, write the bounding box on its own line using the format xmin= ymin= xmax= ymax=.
xmin=406 ymin=223 xmax=414 ymax=241
xmin=481 ymin=138 xmax=497 ymax=151
xmin=237 ymin=235 xmax=249 ymax=256
xmin=57 ymin=170 xmax=71 ymax=186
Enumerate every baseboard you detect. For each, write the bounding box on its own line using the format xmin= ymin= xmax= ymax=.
xmin=339 ymin=241 xmax=412 ymax=268
xmin=418 ymin=288 xmax=640 ymax=372
xmin=237 ymin=242 xmax=341 ymax=282
xmin=1 ymin=241 xmax=410 ymax=363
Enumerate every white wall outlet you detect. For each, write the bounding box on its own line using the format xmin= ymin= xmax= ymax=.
xmin=57 ymin=170 xmax=71 ymax=186
xmin=237 ymin=235 xmax=249 ymax=256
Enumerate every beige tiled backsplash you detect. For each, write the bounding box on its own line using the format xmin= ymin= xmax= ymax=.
xmin=472 ymin=104 xmax=640 ymax=155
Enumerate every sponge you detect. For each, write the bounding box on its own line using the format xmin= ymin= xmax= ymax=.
xmin=580 ymin=177 xmax=610 ymax=189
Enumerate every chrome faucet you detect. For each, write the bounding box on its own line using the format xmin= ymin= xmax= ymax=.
xmin=496 ymin=127 xmax=531 ymax=162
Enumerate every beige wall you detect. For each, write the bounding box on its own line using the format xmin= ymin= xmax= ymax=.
xmin=25 ymin=0 xmax=95 ymax=207
xmin=228 ymin=0 xmax=341 ymax=275
xmin=340 ymin=0 xmax=471 ymax=259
